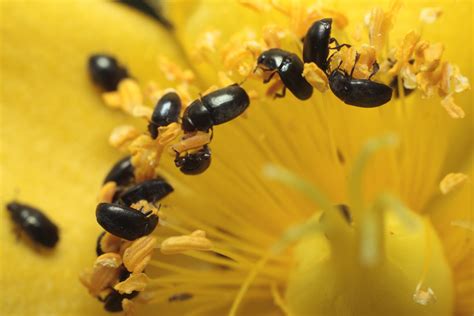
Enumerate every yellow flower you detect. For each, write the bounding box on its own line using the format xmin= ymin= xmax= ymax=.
xmin=1 ymin=1 xmax=472 ymax=316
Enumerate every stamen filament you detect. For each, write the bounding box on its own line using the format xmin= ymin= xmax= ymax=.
xmin=348 ymin=134 xmax=398 ymax=222
xmin=270 ymin=283 xmax=293 ymax=316
xmin=263 ymin=164 xmax=335 ymax=212
xmin=228 ymin=252 xmax=272 ymax=316
xmin=149 ymin=276 xmax=270 ymax=286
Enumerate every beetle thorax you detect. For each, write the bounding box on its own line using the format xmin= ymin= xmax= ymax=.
xmin=329 ymin=70 xmax=351 ymax=98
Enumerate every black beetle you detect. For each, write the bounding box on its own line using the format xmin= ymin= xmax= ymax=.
xmin=6 ymin=201 xmax=59 ymax=248
xmin=88 ymin=54 xmax=129 ymax=91
xmin=175 ymin=146 xmax=211 ymax=175
xmin=328 ymin=55 xmax=392 ymax=107
xmin=103 ymin=156 xmax=135 ymax=187
xmin=148 ymin=92 xmax=182 ymax=139
xmin=96 ymin=203 xmax=158 ymax=240
xmin=302 ymin=18 xmax=350 ymax=72
xmin=118 ymin=178 xmax=174 ymax=206
xmin=256 ymin=48 xmax=313 ymax=100
xmin=181 ymin=84 xmax=250 ymax=133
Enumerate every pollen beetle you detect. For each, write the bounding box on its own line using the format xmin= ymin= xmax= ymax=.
xmin=328 ymin=55 xmax=392 ymax=107
xmin=6 ymin=201 xmax=59 ymax=248
xmin=103 ymin=156 xmax=135 ymax=187
xmin=181 ymin=84 xmax=250 ymax=133
xmin=118 ymin=178 xmax=174 ymax=206
xmin=148 ymin=92 xmax=182 ymax=139
xmin=88 ymin=54 xmax=129 ymax=91
xmin=175 ymin=146 xmax=211 ymax=175
xmin=96 ymin=203 xmax=158 ymax=240
xmin=256 ymin=48 xmax=313 ymax=100
xmin=302 ymin=18 xmax=350 ymax=72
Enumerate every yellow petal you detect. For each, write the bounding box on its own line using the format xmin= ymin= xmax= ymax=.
xmin=0 ymin=2 xmax=185 ymax=315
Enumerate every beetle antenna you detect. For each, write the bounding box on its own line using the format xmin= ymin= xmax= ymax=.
xmin=368 ymin=61 xmax=380 ymax=80
xmin=350 ymin=53 xmax=360 ymax=78
xmin=209 ymin=127 xmax=214 ymax=141
xmin=252 ymin=65 xmax=260 ymax=74
xmin=238 ymin=76 xmax=248 ymax=86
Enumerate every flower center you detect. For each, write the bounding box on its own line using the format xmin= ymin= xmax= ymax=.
xmin=264 ymin=135 xmax=454 ymax=315
xmin=286 ymin=210 xmax=453 ymax=316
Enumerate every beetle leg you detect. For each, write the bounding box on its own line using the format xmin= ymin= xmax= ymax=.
xmin=263 ymin=71 xmax=278 ymax=84
xmin=349 ymin=53 xmax=361 ymax=78
xmin=12 ymin=226 xmax=22 ymax=241
xmin=209 ymin=127 xmax=214 ymax=141
xmin=274 ymin=86 xmax=286 ymax=99
xmin=327 ymin=49 xmax=340 ymax=66
xmin=329 ymin=38 xmax=351 ymax=50
xmin=368 ymin=61 xmax=380 ymax=80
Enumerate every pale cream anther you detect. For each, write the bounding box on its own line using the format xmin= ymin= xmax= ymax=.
xmin=95 ymin=253 xmax=122 ymax=268
xmin=157 ymin=122 xmax=181 ymax=146
xmin=263 ymin=24 xmax=287 ymax=48
xmin=122 ymin=299 xmax=136 ymax=316
xmin=123 ymin=236 xmax=157 ymax=274
xmin=131 ymin=105 xmax=153 ymax=120
xmin=172 ymin=132 xmax=211 ymax=154
xmin=441 ymin=95 xmax=465 ymax=119
xmin=303 ymin=63 xmax=328 ymax=92
xmin=439 ymin=173 xmax=469 ymax=194
xmin=451 ymin=220 xmax=474 ymax=232
xmin=99 ymin=233 xmax=122 ymax=254
xmin=114 ymin=273 xmax=150 ymax=294
xmin=413 ymin=286 xmax=437 ymax=305
xmin=80 ymin=253 xmax=123 ymax=296
xmin=160 ymin=230 xmax=213 ymax=255
xmin=98 ymin=181 xmax=117 ymax=203
xmin=420 ymin=8 xmax=443 ymax=24
xmin=195 ymin=30 xmax=221 ymax=56
xmin=109 ymin=125 xmax=140 ymax=150
xmin=130 ymin=200 xmax=160 ymax=216
xmin=117 ymin=79 xmax=144 ymax=114
xmin=158 ymin=56 xmax=195 ymax=83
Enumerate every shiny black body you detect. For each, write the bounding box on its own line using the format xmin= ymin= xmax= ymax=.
xmin=148 ymin=92 xmax=182 ymax=139
xmin=181 ymin=84 xmax=250 ymax=132
xmin=257 ymin=48 xmax=313 ymax=100
xmin=88 ymin=54 xmax=129 ymax=91
xmin=119 ymin=178 xmax=174 ymax=206
xmin=103 ymin=156 xmax=135 ymax=186
xmin=175 ymin=146 xmax=211 ymax=175
xmin=303 ymin=18 xmax=332 ymax=70
xmin=328 ymin=70 xmax=392 ymax=107
xmin=6 ymin=202 xmax=59 ymax=248
xmin=96 ymin=203 xmax=158 ymax=240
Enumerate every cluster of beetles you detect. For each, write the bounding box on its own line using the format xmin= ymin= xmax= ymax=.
xmin=6 ymin=18 xmax=395 ymax=313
